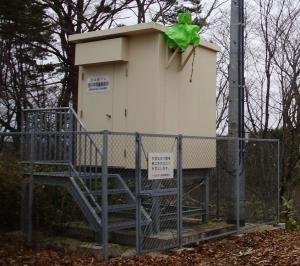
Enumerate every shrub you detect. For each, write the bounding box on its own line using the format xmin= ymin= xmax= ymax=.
xmin=281 ymin=196 xmax=299 ymax=230
xmin=0 ymin=152 xmax=23 ymax=230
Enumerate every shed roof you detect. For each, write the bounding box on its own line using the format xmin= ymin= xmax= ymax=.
xmin=69 ymin=22 xmax=220 ymax=52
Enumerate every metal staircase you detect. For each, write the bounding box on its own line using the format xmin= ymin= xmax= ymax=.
xmin=22 ymin=107 xmax=151 ymax=237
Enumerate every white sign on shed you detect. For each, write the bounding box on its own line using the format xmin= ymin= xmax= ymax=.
xmin=148 ymin=153 xmax=174 ymax=180
xmin=87 ymin=75 xmax=111 ymax=92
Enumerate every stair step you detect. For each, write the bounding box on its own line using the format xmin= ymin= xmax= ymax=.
xmin=95 ymin=204 xmax=136 ymax=214
xmin=78 ymin=173 xmax=118 ymax=179
xmin=94 ymin=204 xmax=136 ymax=213
xmin=108 ymin=204 xmax=136 ymax=212
xmin=108 ymin=220 xmax=136 ymax=231
xmin=79 ymin=174 xmax=101 ymax=179
xmin=21 ymin=161 xmax=69 ymax=166
xmin=84 ymin=189 xmax=129 ymax=196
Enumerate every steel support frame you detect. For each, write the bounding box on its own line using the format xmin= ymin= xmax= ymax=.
xmin=277 ymin=140 xmax=281 ymax=224
xmin=21 ymin=177 xmax=33 ymax=245
xmin=176 ymin=135 xmax=183 ymax=247
xmin=102 ymin=130 xmax=109 ymax=260
xmin=21 ymin=126 xmax=35 ymax=245
xmin=202 ymin=172 xmax=209 ymax=223
xmin=135 ymin=133 xmax=142 ymax=255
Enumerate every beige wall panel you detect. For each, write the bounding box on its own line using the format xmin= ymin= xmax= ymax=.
xmin=156 ymin=36 xmax=217 ymax=168
xmin=178 ymin=47 xmax=216 ymax=137
xmin=178 ymin=47 xmax=217 ymax=168
xmin=182 ymin=139 xmax=216 ymax=169
xmin=156 ymin=34 xmax=180 ymax=135
xmin=125 ymin=33 xmax=158 ymax=133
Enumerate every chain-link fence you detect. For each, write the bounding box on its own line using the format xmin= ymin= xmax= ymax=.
xmin=243 ymin=139 xmax=279 ymax=224
xmin=138 ymin=134 xmax=180 ymax=252
xmin=182 ymin=137 xmax=239 ymax=245
xmin=0 ymin=130 xmax=279 ymax=260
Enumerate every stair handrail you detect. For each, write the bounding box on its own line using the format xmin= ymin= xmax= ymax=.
xmin=69 ymin=105 xmax=103 ymax=158
xmin=69 ymin=163 xmax=103 ymax=215
xmin=69 ymin=105 xmax=86 ymax=131
xmin=68 ymin=108 xmax=152 ymax=225
xmin=113 ymin=173 xmax=152 ymax=224
xmin=68 ymin=106 xmax=105 ymax=218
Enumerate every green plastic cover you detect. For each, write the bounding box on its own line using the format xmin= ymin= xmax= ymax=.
xmin=164 ymin=12 xmax=200 ymax=51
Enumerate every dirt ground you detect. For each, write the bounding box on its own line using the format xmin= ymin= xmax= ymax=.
xmin=1 ymin=229 xmax=300 ymax=265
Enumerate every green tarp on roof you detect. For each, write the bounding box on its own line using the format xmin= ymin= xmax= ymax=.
xmin=164 ymin=12 xmax=201 ymax=51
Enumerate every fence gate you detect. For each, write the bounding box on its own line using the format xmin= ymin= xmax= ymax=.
xmin=136 ymin=134 xmax=182 ymax=253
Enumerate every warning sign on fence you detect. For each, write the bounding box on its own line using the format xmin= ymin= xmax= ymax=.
xmin=148 ymin=153 xmax=174 ymax=180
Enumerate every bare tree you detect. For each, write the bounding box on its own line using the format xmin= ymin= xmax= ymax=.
xmin=244 ymin=0 xmax=287 ymax=135
xmin=274 ymin=2 xmax=300 ymax=197
xmin=127 ymin=0 xmax=227 ymax=27
xmin=34 ymin=0 xmax=132 ymax=110
xmin=209 ymin=6 xmax=230 ymax=135
xmin=0 ymin=0 xmax=56 ymax=131
xmin=242 ymin=0 xmax=300 ymax=198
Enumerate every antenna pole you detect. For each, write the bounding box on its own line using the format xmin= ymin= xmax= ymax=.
xmin=228 ymin=0 xmax=245 ymax=226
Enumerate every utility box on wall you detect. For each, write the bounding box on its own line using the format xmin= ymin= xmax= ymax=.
xmin=69 ymin=22 xmax=220 ymax=169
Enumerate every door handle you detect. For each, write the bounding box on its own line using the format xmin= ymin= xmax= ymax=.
xmin=106 ymin=114 xmax=111 ymax=119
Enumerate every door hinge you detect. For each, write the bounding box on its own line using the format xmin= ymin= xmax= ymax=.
xmin=124 ymin=108 xmax=127 ymax=117
xmin=81 ymin=72 xmax=84 ymax=80
xmin=124 ymin=149 xmax=127 ymax=158
xmin=125 ymin=68 xmax=128 ymax=77
xmin=80 ymin=110 xmax=83 ymax=118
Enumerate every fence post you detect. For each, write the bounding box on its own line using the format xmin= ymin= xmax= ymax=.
xmin=135 ymin=132 xmax=142 ymax=255
xmin=20 ymin=110 xmax=24 ymax=159
xmin=277 ymin=140 xmax=280 ymax=224
xmin=204 ymin=171 xmax=209 ymax=223
xmin=102 ymin=130 xmax=109 ymax=260
xmin=68 ymin=115 xmax=73 ymax=176
xmin=177 ymin=135 xmax=183 ymax=248
xmin=22 ymin=130 xmax=34 ymax=245
xmin=69 ymin=109 xmax=74 ymax=167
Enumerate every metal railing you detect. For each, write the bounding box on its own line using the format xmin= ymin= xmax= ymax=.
xmin=0 ymin=107 xmax=280 ymax=260
xmin=0 ymin=130 xmax=280 ymax=260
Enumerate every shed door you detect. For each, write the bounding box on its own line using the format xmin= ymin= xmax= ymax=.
xmin=111 ymin=64 xmax=128 ymax=168
xmin=81 ymin=65 xmax=114 ymax=131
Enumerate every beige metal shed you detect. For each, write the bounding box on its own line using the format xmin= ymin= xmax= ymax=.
xmin=69 ymin=22 xmax=220 ymax=168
